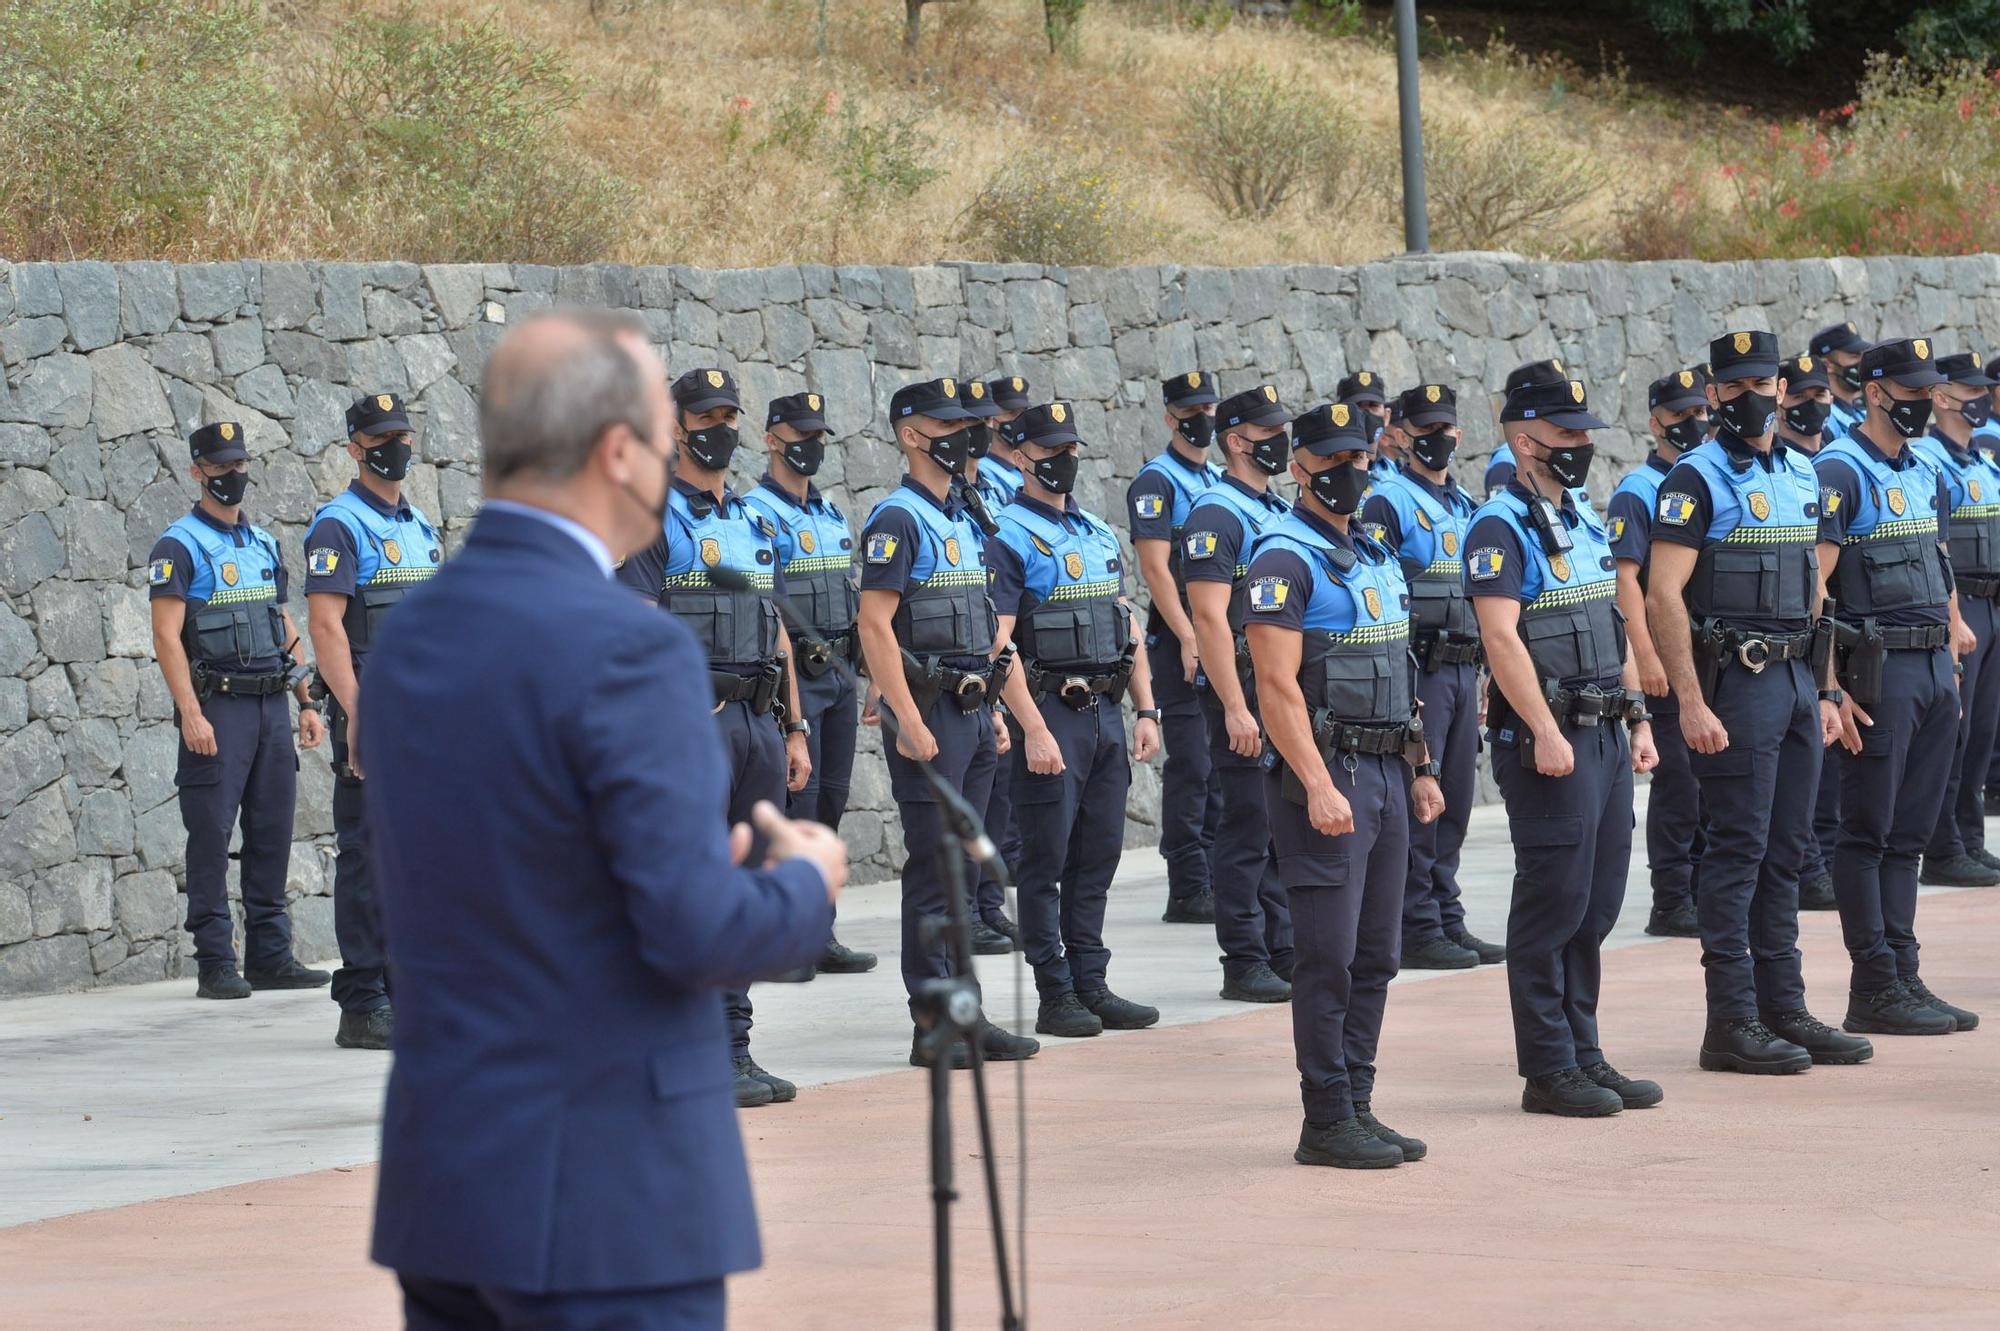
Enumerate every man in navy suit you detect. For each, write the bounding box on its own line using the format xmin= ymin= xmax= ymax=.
xmin=360 ymin=308 xmax=847 ymax=1331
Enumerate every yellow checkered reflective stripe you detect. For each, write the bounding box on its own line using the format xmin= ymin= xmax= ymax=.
xmin=1527 ymin=581 xmax=1616 ymax=611
xmin=1723 ymin=523 xmax=1817 ymax=545
xmin=1847 ymin=517 xmax=1939 ymax=543
xmin=206 ymin=585 xmax=277 ymax=606
xmin=918 ymin=570 xmax=988 ymax=588
xmin=661 ymin=570 xmax=775 ymax=590
xmin=1952 ymin=502 xmax=2000 ymax=518
xmin=1422 ymin=558 xmax=1465 ymax=576
xmin=1331 ymin=622 xmax=1410 ymax=646
xmin=1045 ymin=578 xmax=1121 ymax=602
xmin=367 ymin=566 xmax=437 ymax=584
xmin=785 ymin=554 xmax=854 ymax=573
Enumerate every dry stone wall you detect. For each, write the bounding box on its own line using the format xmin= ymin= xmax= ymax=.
xmin=5 ymin=252 xmax=1998 ymax=996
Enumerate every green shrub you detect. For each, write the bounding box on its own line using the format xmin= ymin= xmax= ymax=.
xmin=960 ymin=149 xmax=1137 ymax=266
xmin=0 ymin=0 xmax=287 ymax=255
xmin=1178 ymin=64 xmax=1352 ymax=219
xmin=1415 ymin=115 xmax=1605 ymax=251
xmin=752 ymin=88 xmax=942 ymax=209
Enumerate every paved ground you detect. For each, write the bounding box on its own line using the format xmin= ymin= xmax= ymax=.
xmin=5 ymin=792 xmax=1998 ymax=1329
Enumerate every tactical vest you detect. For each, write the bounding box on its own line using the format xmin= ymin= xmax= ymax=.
xmin=1818 ymin=435 xmax=1952 ymax=617
xmin=975 ymin=456 xmax=1024 ymax=510
xmin=1608 ymin=455 xmax=1671 ymax=573
xmin=659 ymin=487 xmax=782 ymax=669
xmin=1825 ymin=396 xmax=1865 ymax=444
xmin=741 ymin=480 xmax=859 ymax=637
xmin=1478 ymin=491 xmax=1625 ymax=687
xmin=1674 ymin=439 xmax=1819 ymax=624
xmin=1134 ymin=449 xmax=1222 ymax=619
xmin=867 ymin=488 xmax=995 ymax=659
xmin=997 ymin=501 xmax=1130 ymax=671
xmin=1247 ymin=514 xmax=1413 ymax=725
xmin=1373 ymin=473 xmax=1477 ymax=639
xmin=1188 ymin=481 xmax=1291 ymax=635
xmin=165 ymin=512 xmax=287 ymax=669
xmin=309 ymin=489 xmax=442 ymax=655
xmin=1914 ymin=433 xmax=2000 ymax=578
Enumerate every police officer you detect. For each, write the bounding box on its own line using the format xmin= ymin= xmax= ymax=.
xmin=978 ymin=374 xmax=1034 ymax=505
xmin=1467 ymin=376 xmax=1665 ymax=1117
xmin=1362 ymin=383 xmax=1504 ymax=969
xmin=1912 ymin=353 xmax=2000 ymax=887
xmin=1483 ymin=358 xmax=1571 ymax=496
xmin=1645 ymin=331 xmax=1870 ymax=1074
xmin=988 ymin=400 xmax=1164 ymax=1037
xmin=303 ymin=392 xmax=441 ymax=1048
xmin=1337 ymin=369 xmax=1390 ymax=455
xmin=1774 ymin=353 xmax=1842 ymax=912
xmin=1815 ymin=337 xmax=1980 ymax=1035
xmin=859 ymin=377 xmax=1040 ymax=1067
xmin=740 ymin=391 xmax=881 ymax=975
xmin=1374 ymin=398 xmax=1409 ymax=481
xmin=1244 ymin=401 xmax=1445 ymax=1169
xmin=1610 ymin=368 xmax=1709 ymax=939
xmin=1127 ymin=371 xmax=1225 ymax=923
xmin=1182 ymin=384 xmax=1297 ymax=1003
xmin=1810 ymin=322 xmax=1872 ymax=440
xmin=147 ymin=423 xmax=329 ymax=1000
xmin=618 ymin=367 xmax=813 ymax=1106
xmin=956 ymin=377 xmax=1023 ymax=956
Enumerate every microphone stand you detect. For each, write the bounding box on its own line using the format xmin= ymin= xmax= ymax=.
xmin=709 ymin=567 xmax=1025 ymax=1331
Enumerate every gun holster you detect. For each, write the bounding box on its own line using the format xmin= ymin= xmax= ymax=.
xmin=1834 ymin=617 xmax=1885 ymax=708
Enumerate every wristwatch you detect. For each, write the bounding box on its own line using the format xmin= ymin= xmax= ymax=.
xmin=783 ymin=718 xmax=811 ymax=737
xmin=1818 ymin=688 xmax=1846 ymax=706
xmin=1135 ymin=707 xmax=1163 ymax=722
xmin=1412 ymin=759 xmax=1442 ymax=779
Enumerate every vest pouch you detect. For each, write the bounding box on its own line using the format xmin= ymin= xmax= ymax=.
xmin=1408 ymin=576 xmax=1466 ymax=635
xmin=1947 ymin=515 xmax=1997 ymax=577
xmin=1852 ymin=540 xmax=1935 ymax=614
xmin=900 ymin=585 xmax=989 ymax=656
xmin=191 ymin=607 xmax=253 ymax=665
xmin=665 ymin=588 xmax=746 ymax=666
xmin=343 ymin=584 xmax=410 ymax=651
xmin=1520 ymin=604 xmax=1616 ymax=687
xmin=1303 ymin=642 xmax=1396 ymax=725
xmin=1696 ymin=548 xmax=1783 ymax=620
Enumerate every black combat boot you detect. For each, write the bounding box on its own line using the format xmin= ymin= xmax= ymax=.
xmin=1699 ymin=1017 xmax=1812 ymax=1074
xmin=1162 ymin=890 xmax=1216 ymax=924
xmin=1797 ymin=874 xmax=1837 ymax=911
xmin=1353 ymin=1102 xmax=1427 ymax=1161
xmin=196 ymin=967 xmax=252 ymax=1000
xmin=1760 ymin=1008 xmax=1873 ymax=1063
xmin=1645 ymin=903 xmax=1701 ymax=936
xmin=1521 ymin=1068 xmax=1623 ymax=1117
xmin=1035 ymin=992 xmax=1104 ymax=1038
xmin=970 ymin=920 xmax=1014 ymax=955
xmin=244 ymin=958 xmax=331 ymax=990
xmin=1295 ymin=1117 xmax=1404 ymax=1169
xmin=982 ymin=910 xmax=1020 ymax=941
xmin=1446 ymin=926 xmax=1506 ymax=964
xmin=1402 ymin=935 xmax=1479 ymax=969
xmin=735 ymin=1056 xmax=796 ymax=1103
xmin=1901 ymin=977 xmax=1979 ymax=1031
xmin=1919 ymin=852 xmax=2000 ymax=887
xmin=1219 ymin=962 xmax=1292 ymax=1003
xmin=335 ymin=1006 xmax=393 ymax=1050
xmin=818 ymin=937 xmax=877 ymax=974
xmin=1844 ymin=981 xmax=1957 ymax=1035
xmin=1579 ymin=1061 xmax=1664 ymax=1107
xmin=1079 ymin=988 xmax=1159 ymax=1030
xmin=1972 ymin=846 xmax=2000 ymax=874
xmin=733 ymin=1061 xmax=775 ymax=1107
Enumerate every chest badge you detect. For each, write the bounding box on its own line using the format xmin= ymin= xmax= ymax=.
xmin=1549 ymin=553 xmax=1572 ymax=582
xmin=1441 ymin=530 xmax=1458 ymax=556
xmin=220 ymin=562 xmax=239 ymax=587
xmin=1064 ymin=550 xmax=1084 ymax=579
xmin=1973 ymin=480 xmax=1984 ymax=502
xmin=1887 ymin=487 xmax=1907 ymax=516
xmin=1415 ymin=509 xmax=1432 ymax=531
xmin=944 ymin=537 xmax=962 ymax=567
xmin=1748 ymin=492 xmax=1771 ymax=522
xmin=700 ymin=537 xmax=722 ymax=567
xmin=383 ymin=538 xmax=403 ymax=565
xmin=1363 ymin=586 xmax=1382 ymax=620
xmin=800 ymin=528 xmax=817 ymax=554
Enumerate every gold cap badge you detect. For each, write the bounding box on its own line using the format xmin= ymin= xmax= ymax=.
xmin=1331 ymin=403 xmax=1350 ymax=426
xmin=376 ymin=394 xmax=393 ymax=411
xmin=1012 ymin=377 xmax=1023 ymax=391
xmin=1914 ymin=338 xmax=1930 ymax=360
xmin=706 ymin=370 xmax=724 ymax=388
xmin=1571 ymin=381 xmax=1585 ymax=403
xmin=1733 ymin=332 xmax=1752 ymax=355
xmin=807 ymin=393 xmax=820 ymax=410
xmin=1800 ymin=355 xmax=1813 ymax=371
xmin=1357 ymin=371 xmax=1371 ymax=386
xmin=969 ymin=381 xmax=983 ymax=399
xmin=1188 ymin=371 xmax=1201 ymax=388
xmin=1552 ymin=357 xmax=1563 ymax=373
xmin=1678 ymin=370 xmax=1694 ymax=387
xmin=1424 ymin=385 xmax=1441 ymax=403
xmin=1051 ymin=402 xmax=1067 ymax=423
xmin=1263 ymin=385 xmax=1277 ymax=402
xmin=942 ymin=377 xmax=955 ymax=396
xmin=219 ymin=423 xmax=235 ymax=441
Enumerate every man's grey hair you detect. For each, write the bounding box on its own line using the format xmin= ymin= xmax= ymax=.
xmin=481 ymin=307 xmax=653 ymax=483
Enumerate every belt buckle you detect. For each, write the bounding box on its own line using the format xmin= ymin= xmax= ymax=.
xmin=1736 ymin=638 xmax=1770 ymax=673
xmin=952 ymin=671 xmax=987 ymax=700
xmin=1059 ymin=676 xmax=1092 ymax=708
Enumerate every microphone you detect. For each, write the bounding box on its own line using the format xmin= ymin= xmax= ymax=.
xmin=705 ymin=566 xmax=1001 ymax=868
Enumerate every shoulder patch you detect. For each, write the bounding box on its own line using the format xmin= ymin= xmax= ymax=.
xmin=1247 ymin=576 xmax=1290 ymax=612
xmin=1365 ymin=522 xmax=1390 ymax=544
xmin=146 ymin=558 xmax=174 ymax=587
xmin=1609 ymin=516 xmax=1626 ymax=543
xmin=1657 ymin=493 xmax=1696 ymax=526
xmin=1185 ymin=531 xmax=1218 ymax=561
xmin=1821 ymin=487 xmax=1842 ymax=515
xmin=866 ymin=532 xmax=898 ymax=564
xmin=307 ymin=548 xmax=340 ymax=577
xmin=1469 ymin=547 xmax=1505 ymax=581
xmin=1135 ymin=494 xmax=1165 ymax=520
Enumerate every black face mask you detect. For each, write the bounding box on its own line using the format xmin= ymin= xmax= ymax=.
xmin=1540 ymin=443 xmax=1594 ymax=489
xmin=1839 ymin=363 xmax=1864 ymax=393
xmin=780 ymin=434 xmax=824 ymax=476
xmin=1879 ymin=393 xmax=1932 ymax=439
xmin=1030 ymin=448 xmax=1078 ymax=494
xmin=1662 ymin=415 xmax=1708 ymax=453
xmin=1961 ymin=398 xmax=1991 ymax=429
xmin=1360 ymin=412 xmax=1385 ymax=446
xmin=362 ymin=438 xmax=413 ymax=481
xmin=1307 ymin=462 xmax=1370 ymax=515
xmin=1716 ymin=389 xmax=1777 ymax=440
xmin=1783 ymin=400 xmax=1831 ymax=438
xmin=204 ymin=468 xmax=249 ymax=507
xmin=920 ymin=426 xmax=974 ymax=475
xmin=619 ymin=433 xmax=675 ymax=526
xmin=966 ymin=423 xmax=992 ymax=460
xmin=1176 ymin=412 xmax=1215 ymax=450
xmin=1407 ymin=427 xmax=1458 ymax=471
xmin=681 ymin=421 xmax=739 ymax=471
xmin=1242 ymin=429 xmax=1290 ymax=476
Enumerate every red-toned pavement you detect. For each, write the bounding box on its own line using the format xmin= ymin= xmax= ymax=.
xmin=6 ymin=895 xmax=1997 ymax=1330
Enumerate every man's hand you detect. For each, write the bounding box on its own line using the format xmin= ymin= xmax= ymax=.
xmin=1530 ymin=723 xmax=1575 ymax=778
xmin=1306 ymin=778 xmax=1354 ymax=837
xmin=1181 ymin=639 xmax=1200 ymax=685
xmin=1132 ymin=715 xmax=1161 ymax=763
xmin=743 ymin=800 xmax=848 ymax=902
xmin=1838 ymin=696 xmax=1874 ymax=754
xmin=1629 ymin=721 xmax=1658 ymax=773
xmin=181 ymin=707 xmax=217 ymax=757
xmin=1819 ymin=698 xmax=1843 ymax=748
xmin=1678 ymin=700 xmax=1729 ymax=755
xmin=785 ymin=731 xmax=811 ymax=792
xmin=298 ymin=707 xmax=324 ymax=751
xmin=1025 ymin=726 xmax=1065 ymax=776
xmin=1636 ymin=651 xmax=1669 ymax=699
xmin=992 ymin=706 xmax=1012 ymax=756
xmin=1225 ymin=704 xmax=1262 ymax=759
xmin=1953 ymin=616 xmax=1977 ymax=660
xmin=861 ymin=685 xmax=881 ymax=727
xmin=896 ymin=716 xmax=939 ymax=762
xmin=1411 ymin=774 xmax=1445 ymax=825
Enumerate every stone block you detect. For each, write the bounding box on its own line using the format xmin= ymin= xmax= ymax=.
xmin=420 ymin=376 xmax=480 ymax=464
xmin=0 ymin=784 xmax=76 ymax=875
xmin=804 ymin=348 xmax=875 ymax=438
xmin=0 ymin=882 xmax=29 ymax=945
xmin=0 ymin=678 xmax=25 ymax=731
xmin=210 ymin=316 xmax=266 ymax=377
xmin=422 ymin=264 xmax=487 ymax=329
xmin=179 ymin=262 xmax=249 ymax=322
xmin=70 ymin=658 xmax=139 ymax=718
xmin=763 ymin=305 xmax=813 ymax=367
xmin=292 ymin=379 xmax=352 ymax=457
xmin=269 ymin=330 xmax=348 ymax=384
xmin=118 ymin=261 xmax=180 ymax=336
xmin=32 ymin=579 xmax=104 ymax=663
xmin=149 ymin=331 xmax=217 ymax=385
xmin=2 ymin=315 xmax=67 ymax=365
xmin=869 ymin=312 xmax=919 ymax=368
xmin=0 ymin=604 xmax=37 ymax=676
xmin=113 ymin=869 xmax=180 ymax=940
xmin=0 ymin=719 xmax=63 ymax=810
xmin=101 ymin=583 xmax=152 ymax=659
xmin=0 ymin=933 xmax=92 ymax=996
xmin=719 ymin=311 xmax=764 ymax=362
xmin=134 ymin=797 xmax=182 ymax=871
xmin=235 ymin=364 xmax=295 ymax=419
xmin=397 ymin=333 xmax=457 ymax=397
xmin=321 ymin=265 xmax=368 ymax=341
xmin=366 ymin=289 xmax=425 ymax=337
xmin=122 ymin=721 xmax=179 ymax=814
xmin=10 ymin=353 xmax=93 ymax=428
xmin=1 ymin=512 xmax=65 ymax=595
xmin=0 ymin=423 xmax=52 ymax=467
xmin=88 ymin=344 xmax=175 ymax=439
xmin=62 ymin=498 xmax=127 ymax=579
xmin=12 ymin=262 xmax=62 ymax=316
xmin=1006 ymin=280 xmax=1068 ymax=353
xmin=345 ymin=338 xmax=410 ymax=395
xmin=259 ymin=261 xmax=317 ymax=331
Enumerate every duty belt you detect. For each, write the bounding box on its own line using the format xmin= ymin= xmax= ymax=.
xmin=1713 ymin=627 xmax=1816 ymax=673
xmin=1878 ymin=622 xmax=1952 ymax=651
xmin=797 ymin=629 xmax=856 ymax=680
xmin=1025 ymin=661 xmax=1132 ymax=710
xmin=195 ymin=666 xmax=288 ymax=698
xmin=1545 ymin=684 xmax=1645 ymax=727
xmin=1418 ymin=630 xmax=1482 ymax=669
xmin=1957 ymin=573 xmax=2000 ymax=600
xmin=902 ymin=648 xmax=1001 ymax=713
xmin=711 ymin=661 xmax=784 ymax=716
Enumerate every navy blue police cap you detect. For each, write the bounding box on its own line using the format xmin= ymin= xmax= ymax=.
xmin=189 ymin=421 xmax=248 ymax=465
xmin=1293 ymin=402 xmax=1373 ymax=456
xmin=1860 ymin=338 xmax=1945 ymax=388
xmin=890 ymin=377 xmax=976 ymax=422
xmin=1335 ymin=370 xmax=1386 ymax=406
xmin=1501 ymin=377 xmax=1609 ymax=430
xmin=1809 ymin=321 xmax=1870 ymax=357
xmin=1937 ymin=351 xmax=1998 ymax=388
xmin=1504 ymin=358 xmax=1569 ymax=394
xmin=347 ymin=391 xmax=411 ymax=438
xmin=1012 ymin=400 xmax=1082 ymax=447
xmin=1649 ymin=366 xmax=1710 ymax=412
xmin=1162 ymin=369 xmax=1220 ymax=408
xmin=1778 ymin=353 xmax=1828 ymax=393
xmin=957 ymin=378 xmax=1001 ymax=419
xmin=1399 ymin=382 xmax=1457 ymax=428
xmin=987 ymin=376 xmax=1032 ymax=411
xmin=1217 ymin=384 xmax=1290 ymax=431
xmin=1709 ymin=330 xmax=1780 ymax=382
xmin=766 ymin=392 xmax=830 ymax=434
xmin=672 ymin=367 xmax=740 ymax=413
